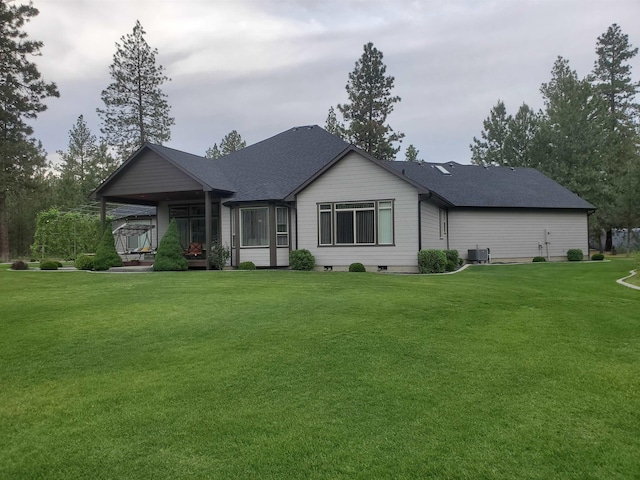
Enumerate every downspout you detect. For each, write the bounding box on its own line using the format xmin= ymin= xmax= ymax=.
xmin=446 ymin=208 xmax=450 ymax=250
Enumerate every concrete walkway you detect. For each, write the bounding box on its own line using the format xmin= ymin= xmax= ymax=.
xmin=617 ymin=270 xmax=640 ymax=291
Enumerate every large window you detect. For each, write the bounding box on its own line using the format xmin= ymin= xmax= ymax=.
xmin=276 ymin=207 xmax=289 ymax=246
xmin=170 ymin=204 xmax=219 ymax=249
xmin=241 ymin=207 xmax=269 ymax=247
xmin=318 ymin=200 xmax=394 ymax=246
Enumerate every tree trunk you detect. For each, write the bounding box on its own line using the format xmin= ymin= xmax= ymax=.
xmin=0 ymin=192 xmax=9 ymax=262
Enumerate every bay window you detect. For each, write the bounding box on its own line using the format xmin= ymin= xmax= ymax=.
xmin=241 ymin=207 xmax=269 ymax=247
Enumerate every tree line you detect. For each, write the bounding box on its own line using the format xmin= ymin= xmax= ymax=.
xmin=470 ymin=24 xmax=639 ymax=251
xmin=1 ymin=1 xmax=637 ymax=259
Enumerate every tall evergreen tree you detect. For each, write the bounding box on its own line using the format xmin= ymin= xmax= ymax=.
xmin=97 ymin=20 xmax=174 ymax=161
xmin=338 ymin=42 xmax=404 ymax=160
xmin=592 ymin=23 xmax=639 ymax=127
xmin=205 ymin=130 xmax=246 ymax=159
xmin=535 ymin=57 xmax=611 ymax=205
xmin=55 ymin=115 xmax=102 ymax=208
xmin=470 ymin=100 xmax=511 ymax=166
xmin=405 ymin=144 xmax=421 ymax=162
xmin=505 ymin=103 xmax=541 ymax=168
xmin=0 ymin=1 xmax=59 ymax=261
xmin=325 ymin=106 xmax=345 ymax=139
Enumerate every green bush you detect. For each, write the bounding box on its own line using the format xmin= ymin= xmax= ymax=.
xmin=11 ymin=260 xmax=29 ymax=270
xmin=418 ymin=249 xmax=447 ymax=274
xmin=567 ymin=249 xmax=584 ymax=262
xmin=75 ymin=254 xmax=95 ymax=270
xmin=210 ymin=244 xmax=231 ymax=270
xmin=443 ymin=249 xmax=460 ymax=272
xmin=238 ymin=261 xmax=256 ymax=270
xmin=591 ymin=253 xmax=605 ymax=261
xmin=39 ymin=260 xmax=59 ymax=270
xmin=532 ymin=256 xmax=547 ymax=262
xmin=349 ymin=262 xmax=366 ymax=272
xmin=93 ymin=227 xmax=123 ymax=271
xmin=154 ymin=219 xmax=189 ymax=271
xmin=289 ymin=249 xmax=316 ymax=271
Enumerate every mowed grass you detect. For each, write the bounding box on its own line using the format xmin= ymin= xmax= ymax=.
xmin=1 ymin=260 xmax=638 ymax=479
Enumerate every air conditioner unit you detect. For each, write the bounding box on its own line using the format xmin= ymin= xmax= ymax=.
xmin=468 ymin=248 xmax=489 ymax=263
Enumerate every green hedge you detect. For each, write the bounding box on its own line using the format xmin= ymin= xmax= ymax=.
xmin=349 ymin=262 xmax=366 ymax=272
xmin=238 ymin=261 xmax=256 ymax=270
xmin=532 ymin=256 xmax=547 ymax=262
xmin=289 ymin=249 xmax=316 ymax=271
xmin=75 ymin=254 xmax=95 ymax=270
xmin=591 ymin=253 xmax=604 ymax=261
xmin=39 ymin=260 xmax=59 ymax=270
xmin=443 ymin=249 xmax=460 ymax=272
xmin=567 ymin=249 xmax=584 ymax=262
xmin=418 ymin=249 xmax=447 ymax=274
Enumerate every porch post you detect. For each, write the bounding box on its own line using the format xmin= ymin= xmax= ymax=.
xmin=205 ymin=190 xmax=211 ymax=270
xmin=269 ymin=203 xmax=277 ymax=267
xmin=100 ymin=197 xmax=106 ymax=232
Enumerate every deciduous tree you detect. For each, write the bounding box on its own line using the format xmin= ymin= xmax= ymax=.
xmin=97 ymin=20 xmax=174 ymax=161
xmin=0 ymin=1 xmax=59 ymax=261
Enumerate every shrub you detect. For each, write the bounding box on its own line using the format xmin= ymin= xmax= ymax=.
xmin=532 ymin=256 xmax=547 ymax=262
xmin=39 ymin=260 xmax=59 ymax=270
xmin=11 ymin=260 xmax=29 ymax=270
xmin=443 ymin=249 xmax=460 ymax=272
xmin=567 ymin=249 xmax=584 ymax=262
xmin=349 ymin=262 xmax=366 ymax=272
xmin=94 ymin=227 xmax=123 ymax=271
xmin=154 ymin=219 xmax=189 ymax=271
xmin=210 ymin=244 xmax=231 ymax=270
xmin=75 ymin=254 xmax=95 ymax=270
xmin=289 ymin=249 xmax=316 ymax=271
xmin=238 ymin=261 xmax=256 ymax=270
xmin=418 ymin=249 xmax=446 ymax=274
xmin=591 ymin=253 xmax=605 ymax=261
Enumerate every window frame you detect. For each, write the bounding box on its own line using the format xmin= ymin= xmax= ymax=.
xmin=276 ymin=206 xmax=289 ymax=247
xmin=317 ymin=200 xmax=395 ymax=247
xmin=240 ymin=207 xmax=270 ymax=248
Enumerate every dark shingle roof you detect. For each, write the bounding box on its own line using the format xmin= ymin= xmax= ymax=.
xmin=213 ymin=125 xmax=349 ymax=202
xmin=385 ymin=161 xmax=594 ymax=209
xmin=133 ymin=126 xmax=593 ymax=210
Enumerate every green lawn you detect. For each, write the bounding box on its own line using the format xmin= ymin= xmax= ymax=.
xmin=1 ymin=260 xmax=638 ymax=479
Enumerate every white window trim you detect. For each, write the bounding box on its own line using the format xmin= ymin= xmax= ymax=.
xmin=276 ymin=206 xmax=289 ymax=247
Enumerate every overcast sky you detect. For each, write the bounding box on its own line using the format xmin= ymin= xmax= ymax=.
xmin=24 ymin=0 xmax=640 ymax=166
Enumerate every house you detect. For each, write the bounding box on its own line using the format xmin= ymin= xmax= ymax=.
xmin=92 ymin=125 xmax=595 ymax=271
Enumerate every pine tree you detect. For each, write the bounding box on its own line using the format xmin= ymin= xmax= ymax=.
xmin=325 ymin=106 xmax=345 ymax=139
xmin=94 ymin=226 xmax=123 ymax=271
xmin=154 ymin=219 xmax=188 ymax=271
xmin=0 ymin=1 xmax=59 ymax=262
xmin=55 ymin=115 xmax=103 ymax=208
xmin=470 ymin=100 xmax=511 ymax=166
xmin=505 ymin=103 xmax=540 ymax=168
xmin=592 ymin=24 xmax=639 ymax=128
xmin=535 ymin=57 xmax=611 ymax=204
xmin=97 ymin=20 xmax=174 ymax=161
xmin=405 ymin=144 xmax=420 ymax=162
xmin=338 ymin=42 xmax=404 ymax=160
xmin=206 ymin=130 xmax=246 ymax=159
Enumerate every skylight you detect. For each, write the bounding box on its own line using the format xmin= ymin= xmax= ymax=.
xmin=435 ymin=165 xmax=451 ymax=175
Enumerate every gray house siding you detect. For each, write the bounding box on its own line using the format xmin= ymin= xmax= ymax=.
xmin=101 ymin=150 xmax=203 ymax=197
xmin=296 ymin=151 xmax=419 ymax=271
xmin=420 ymin=200 xmax=448 ymax=250
xmin=448 ymin=208 xmax=589 ymax=261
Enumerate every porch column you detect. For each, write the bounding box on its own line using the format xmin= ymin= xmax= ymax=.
xmin=100 ymin=197 xmax=106 ymax=232
xmin=205 ymin=190 xmax=211 ymax=270
xmin=269 ymin=203 xmax=277 ymax=267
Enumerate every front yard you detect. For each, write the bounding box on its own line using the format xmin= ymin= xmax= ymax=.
xmin=1 ymin=259 xmax=638 ymax=479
